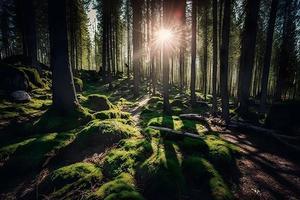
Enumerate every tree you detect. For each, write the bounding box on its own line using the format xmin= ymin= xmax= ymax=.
xmin=220 ymin=0 xmax=231 ymax=123
xmin=16 ymin=0 xmax=38 ymax=69
xmin=132 ymin=0 xmax=142 ymax=97
xmin=178 ymin=0 xmax=186 ymax=92
xmin=259 ymin=0 xmax=279 ymax=113
xmin=238 ymin=0 xmax=261 ymax=114
xmin=212 ymin=0 xmax=218 ymax=115
xmin=190 ymin=0 xmax=197 ymax=105
xmin=48 ymin=0 xmax=78 ymax=112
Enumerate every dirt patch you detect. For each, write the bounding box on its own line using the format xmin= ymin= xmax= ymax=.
xmin=221 ymin=131 xmax=300 ymax=200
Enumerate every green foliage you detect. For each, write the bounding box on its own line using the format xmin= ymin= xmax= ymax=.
xmin=91 ymin=173 xmax=144 ymax=200
xmin=179 ymin=137 xmax=209 ymax=155
xmin=38 ymin=162 xmax=102 ymax=199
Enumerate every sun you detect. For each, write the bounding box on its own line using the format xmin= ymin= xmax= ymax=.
xmin=156 ymin=28 xmax=174 ymax=43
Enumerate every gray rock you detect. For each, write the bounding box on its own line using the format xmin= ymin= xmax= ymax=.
xmin=11 ymin=90 xmax=31 ymax=103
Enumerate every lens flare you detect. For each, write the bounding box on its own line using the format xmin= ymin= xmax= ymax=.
xmin=157 ymin=29 xmax=173 ymax=43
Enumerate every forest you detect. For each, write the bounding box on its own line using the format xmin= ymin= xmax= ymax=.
xmin=0 ymin=0 xmax=300 ymax=199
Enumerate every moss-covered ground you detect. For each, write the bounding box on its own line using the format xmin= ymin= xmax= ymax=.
xmin=0 ymin=71 xmax=239 ymax=200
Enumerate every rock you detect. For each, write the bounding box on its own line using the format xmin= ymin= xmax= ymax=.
xmin=0 ymin=64 xmax=30 ymax=91
xmin=11 ymin=90 xmax=31 ymax=103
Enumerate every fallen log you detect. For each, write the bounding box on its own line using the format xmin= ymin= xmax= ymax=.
xmin=148 ymin=126 xmax=204 ymax=140
xmin=179 ymin=114 xmax=225 ymax=127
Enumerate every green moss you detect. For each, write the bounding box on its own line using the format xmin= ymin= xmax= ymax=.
xmin=92 ymin=173 xmax=144 ymax=200
xmin=204 ymin=135 xmax=237 ymax=170
xmin=148 ymin=96 xmax=163 ymax=105
xmin=182 ymin=156 xmax=232 ymax=200
xmin=39 ymin=162 xmax=102 ymax=199
xmin=94 ymin=109 xmax=131 ymax=120
xmin=83 ymin=94 xmax=114 ymax=112
xmin=29 ymin=105 xmax=93 ymax=134
xmin=102 ymin=138 xmax=152 ymax=178
xmin=179 ymin=137 xmax=209 ymax=155
xmin=19 ymin=67 xmax=44 ymax=88
xmin=74 ymin=77 xmax=83 ymax=92
xmin=137 ymin=140 xmax=185 ymax=200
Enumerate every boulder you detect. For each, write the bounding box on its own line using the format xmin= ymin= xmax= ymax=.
xmin=73 ymin=77 xmax=83 ymax=92
xmin=10 ymin=90 xmax=31 ymax=103
xmin=0 ymin=64 xmax=30 ymax=91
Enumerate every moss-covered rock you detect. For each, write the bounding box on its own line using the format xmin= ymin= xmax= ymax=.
xmin=19 ymin=67 xmax=44 ymax=88
xmin=84 ymin=94 xmax=113 ymax=112
xmin=74 ymin=77 xmax=83 ymax=92
xmin=91 ymin=173 xmax=144 ymax=200
xmin=0 ymin=64 xmax=30 ymax=91
xmin=36 ymin=162 xmax=102 ymax=199
xmin=28 ymin=105 xmax=93 ymax=134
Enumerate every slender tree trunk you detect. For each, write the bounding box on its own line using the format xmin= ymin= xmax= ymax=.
xmin=48 ymin=0 xmax=78 ymax=112
xmin=190 ymin=0 xmax=197 ymax=105
xmin=203 ymin=3 xmax=208 ymax=100
xmin=260 ymin=0 xmax=279 ymax=113
xmin=220 ymin=0 xmax=231 ymax=123
xmin=212 ymin=0 xmax=218 ymax=115
xmin=238 ymin=0 xmax=261 ymax=114
xmin=132 ymin=0 xmax=142 ymax=96
xmin=179 ymin=0 xmax=186 ymax=92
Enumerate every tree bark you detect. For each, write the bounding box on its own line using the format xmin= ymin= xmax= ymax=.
xmin=190 ymin=0 xmax=197 ymax=105
xmin=238 ymin=0 xmax=261 ymax=114
xmin=220 ymin=0 xmax=231 ymax=123
xmin=48 ymin=0 xmax=78 ymax=112
xmin=260 ymin=0 xmax=279 ymax=113
xmin=212 ymin=0 xmax=218 ymax=115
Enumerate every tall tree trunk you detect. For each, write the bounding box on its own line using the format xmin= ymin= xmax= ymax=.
xmin=259 ymin=0 xmax=279 ymax=113
xmin=238 ymin=0 xmax=261 ymax=114
xmin=190 ymin=0 xmax=197 ymax=105
xmin=17 ymin=0 xmax=39 ymax=70
xmin=132 ymin=0 xmax=142 ymax=96
xmin=220 ymin=0 xmax=231 ymax=123
xmin=162 ymin=0 xmax=172 ymax=113
xmin=48 ymin=0 xmax=78 ymax=112
xmin=179 ymin=0 xmax=186 ymax=92
xmin=203 ymin=2 xmax=208 ymax=100
xmin=212 ymin=0 xmax=218 ymax=115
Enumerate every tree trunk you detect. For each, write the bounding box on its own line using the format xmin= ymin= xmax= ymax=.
xmin=238 ymin=0 xmax=261 ymax=114
xmin=190 ymin=0 xmax=197 ymax=105
xmin=220 ymin=0 xmax=231 ymax=123
xmin=16 ymin=0 xmax=39 ymax=70
xmin=179 ymin=0 xmax=186 ymax=92
xmin=48 ymin=0 xmax=78 ymax=112
xmin=132 ymin=0 xmax=142 ymax=97
xmin=260 ymin=0 xmax=279 ymax=113
xmin=212 ymin=0 xmax=218 ymax=115
xmin=203 ymin=3 xmax=208 ymax=100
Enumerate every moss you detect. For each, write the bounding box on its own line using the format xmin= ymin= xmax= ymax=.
xmin=94 ymin=109 xmax=131 ymax=120
xmin=182 ymin=156 xmax=232 ymax=200
xmin=19 ymin=67 xmax=44 ymax=88
xmin=91 ymin=173 xmax=144 ymax=200
xmin=102 ymin=138 xmax=152 ymax=178
xmin=137 ymin=140 xmax=185 ymax=200
xmin=148 ymin=96 xmax=163 ymax=105
xmin=204 ymin=135 xmax=237 ymax=170
xmin=29 ymin=105 xmax=93 ymax=134
xmin=38 ymin=162 xmax=102 ymax=199
xmin=0 ymin=130 xmax=78 ymax=177
xmin=83 ymin=94 xmax=113 ymax=112
xmin=179 ymin=137 xmax=209 ymax=155
xmin=74 ymin=77 xmax=83 ymax=92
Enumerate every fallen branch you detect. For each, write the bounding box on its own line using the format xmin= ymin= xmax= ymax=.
xmin=148 ymin=126 xmax=204 ymax=140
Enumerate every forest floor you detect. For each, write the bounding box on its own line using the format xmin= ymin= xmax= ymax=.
xmin=0 ymin=75 xmax=300 ymax=200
